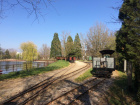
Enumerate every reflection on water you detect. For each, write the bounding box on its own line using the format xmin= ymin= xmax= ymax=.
xmin=0 ymin=61 xmax=52 ymax=74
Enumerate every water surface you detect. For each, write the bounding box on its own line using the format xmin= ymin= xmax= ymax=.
xmin=0 ymin=61 xmax=52 ymax=74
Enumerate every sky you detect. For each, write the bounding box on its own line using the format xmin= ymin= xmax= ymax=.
xmin=0 ymin=0 xmax=123 ymax=51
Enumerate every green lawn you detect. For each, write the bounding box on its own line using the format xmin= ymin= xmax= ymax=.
xmin=0 ymin=60 xmax=69 ymax=81
xmin=75 ymin=68 xmax=92 ymax=82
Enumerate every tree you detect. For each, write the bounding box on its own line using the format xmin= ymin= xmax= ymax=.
xmin=3 ymin=49 xmax=11 ymax=59
xmin=105 ymin=32 xmax=116 ymax=50
xmin=9 ymin=48 xmax=17 ymax=59
xmin=66 ymin=36 xmax=75 ymax=57
xmin=50 ymin=33 xmax=62 ymax=58
xmin=0 ymin=0 xmax=54 ymax=21
xmin=39 ymin=44 xmax=50 ymax=60
xmin=86 ymin=22 xmax=114 ymax=57
xmin=0 ymin=47 xmax=5 ymax=59
xmin=116 ymin=0 xmax=140 ymax=100
xmin=74 ymin=33 xmax=82 ymax=59
xmin=61 ymin=31 xmax=70 ymax=58
xmin=20 ymin=41 xmax=38 ymax=62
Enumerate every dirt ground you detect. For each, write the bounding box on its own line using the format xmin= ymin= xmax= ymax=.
xmin=0 ymin=61 xmax=88 ymax=103
xmin=112 ymin=70 xmax=119 ymax=77
xmin=0 ymin=61 xmax=119 ymax=104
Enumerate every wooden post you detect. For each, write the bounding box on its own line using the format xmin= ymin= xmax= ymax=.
xmin=13 ymin=65 xmax=14 ymax=72
xmin=92 ymin=56 xmax=93 ymax=70
xmin=127 ymin=61 xmax=132 ymax=91
xmin=124 ymin=60 xmax=127 ymax=73
xmin=26 ymin=64 xmax=28 ymax=71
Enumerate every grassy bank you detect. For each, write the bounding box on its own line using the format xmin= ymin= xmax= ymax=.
xmin=75 ymin=68 xmax=92 ymax=82
xmin=107 ymin=71 xmax=137 ymax=105
xmin=0 ymin=60 xmax=69 ymax=81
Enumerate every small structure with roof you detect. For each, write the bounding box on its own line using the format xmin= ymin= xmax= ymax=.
xmin=91 ymin=49 xmax=115 ymax=77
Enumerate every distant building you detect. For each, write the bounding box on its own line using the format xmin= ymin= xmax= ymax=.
xmin=16 ymin=52 xmax=22 ymax=59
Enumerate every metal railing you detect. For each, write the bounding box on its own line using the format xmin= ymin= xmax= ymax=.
xmin=0 ymin=60 xmax=55 ymax=74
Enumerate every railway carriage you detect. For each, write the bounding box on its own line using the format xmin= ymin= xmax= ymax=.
xmin=91 ymin=50 xmax=116 ymax=78
xmin=56 ymin=56 xmax=76 ymax=63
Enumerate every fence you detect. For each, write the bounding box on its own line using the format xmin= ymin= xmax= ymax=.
xmin=0 ymin=60 xmax=55 ymax=74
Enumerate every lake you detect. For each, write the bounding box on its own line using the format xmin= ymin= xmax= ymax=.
xmin=0 ymin=60 xmax=54 ymax=74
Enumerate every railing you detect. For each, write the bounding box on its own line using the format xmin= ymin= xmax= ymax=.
xmin=0 ymin=60 xmax=55 ymax=74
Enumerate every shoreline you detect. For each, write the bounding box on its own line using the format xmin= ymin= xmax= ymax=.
xmin=0 ymin=59 xmax=25 ymax=62
xmin=0 ymin=59 xmax=56 ymax=62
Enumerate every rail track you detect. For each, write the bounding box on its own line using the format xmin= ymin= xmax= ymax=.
xmin=1 ymin=63 xmax=76 ymax=105
xmin=1 ymin=62 xmax=91 ymax=105
xmin=46 ymin=78 xmax=106 ymax=105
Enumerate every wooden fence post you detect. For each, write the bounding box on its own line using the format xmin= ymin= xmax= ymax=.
xmin=13 ymin=65 xmax=14 ymax=72
xmin=124 ymin=60 xmax=127 ymax=73
xmin=26 ymin=64 xmax=28 ymax=71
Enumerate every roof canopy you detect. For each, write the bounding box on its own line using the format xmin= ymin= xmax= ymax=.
xmin=99 ymin=50 xmax=115 ymax=55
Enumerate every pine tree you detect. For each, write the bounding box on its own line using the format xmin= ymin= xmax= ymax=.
xmin=4 ymin=49 xmax=11 ymax=59
xmin=74 ymin=33 xmax=82 ymax=59
xmin=66 ymin=36 xmax=75 ymax=57
xmin=116 ymin=0 xmax=140 ymax=100
xmin=50 ymin=33 xmax=62 ymax=58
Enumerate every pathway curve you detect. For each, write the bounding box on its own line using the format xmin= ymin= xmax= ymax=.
xmin=0 ymin=61 xmax=88 ymax=103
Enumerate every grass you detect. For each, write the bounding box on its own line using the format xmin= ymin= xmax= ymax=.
xmin=75 ymin=68 xmax=138 ymax=104
xmin=107 ymin=71 xmax=137 ymax=105
xmin=0 ymin=60 xmax=69 ymax=81
xmin=75 ymin=68 xmax=92 ymax=82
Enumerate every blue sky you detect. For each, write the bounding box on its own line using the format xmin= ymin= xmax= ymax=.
xmin=0 ymin=0 xmax=122 ymax=51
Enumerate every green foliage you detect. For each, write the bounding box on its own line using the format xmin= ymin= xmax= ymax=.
xmin=74 ymin=33 xmax=82 ymax=59
xmin=0 ymin=60 xmax=69 ymax=81
xmin=116 ymin=0 xmax=140 ymax=100
xmin=137 ymin=86 xmax=140 ymax=101
xmin=75 ymin=68 xmax=92 ymax=82
xmin=50 ymin=33 xmax=62 ymax=58
xmin=66 ymin=36 xmax=75 ymax=57
xmin=117 ymin=0 xmax=140 ymax=62
xmin=20 ymin=42 xmax=38 ymax=62
xmin=3 ymin=49 xmax=11 ymax=59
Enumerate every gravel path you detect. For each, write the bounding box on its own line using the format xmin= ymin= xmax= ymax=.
xmin=0 ymin=61 xmax=119 ymax=105
xmin=0 ymin=61 xmax=88 ymax=103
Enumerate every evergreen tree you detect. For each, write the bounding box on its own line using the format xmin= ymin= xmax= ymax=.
xmin=74 ymin=33 xmax=82 ymax=59
xmin=4 ymin=49 xmax=11 ymax=59
xmin=50 ymin=33 xmax=62 ymax=58
xmin=116 ymin=0 xmax=140 ymax=100
xmin=66 ymin=36 xmax=75 ymax=57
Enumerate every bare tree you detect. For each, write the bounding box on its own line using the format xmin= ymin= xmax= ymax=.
xmin=86 ymin=22 xmax=115 ymax=57
xmin=39 ymin=44 xmax=50 ymax=60
xmin=0 ymin=0 xmax=55 ymax=21
xmin=9 ymin=48 xmax=17 ymax=59
xmin=105 ymin=31 xmax=116 ymax=50
xmin=61 ymin=31 xmax=70 ymax=58
xmin=79 ymin=33 xmax=87 ymax=60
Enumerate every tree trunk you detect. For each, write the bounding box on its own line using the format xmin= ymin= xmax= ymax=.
xmin=127 ymin=61 xmax=132 ymax=91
